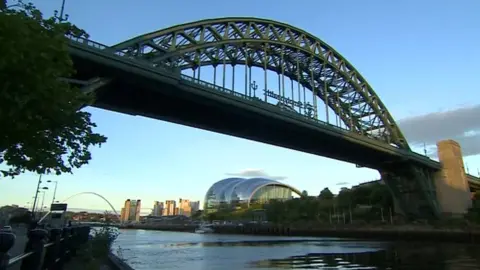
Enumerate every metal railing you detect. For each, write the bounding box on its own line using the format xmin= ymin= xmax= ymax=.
xmin=0 ymin=225 xmax=91 ymax=270
xmin=65 ymin=35 xmax=361 ymax=133
xmin=74 ymin=37 xmax=400 ymax=145
xmin=65 ymin=35 xmax=441 ymax=164
xmin=66 ymin=34 xmax=174 ymax=72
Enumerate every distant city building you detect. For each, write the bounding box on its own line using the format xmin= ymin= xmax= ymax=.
xmin=190 ymin=201 xmax=200 ymax=212
xmin=152 ymin=201 xmax=164 ymax=216
xmin=149 ymin=199 xmax=200 ymax=217
xmin=178 ymin=198 xmax=192 ymax=217
xmin=204 ymin=178 xmax=301 ymax=213
xmin=163 ymin=200 xmax=176 ymax=216
xmin=120 ymin=199 xmax=130 ymax=221
xmin=120 ymin=199 xmax=141 ymax=222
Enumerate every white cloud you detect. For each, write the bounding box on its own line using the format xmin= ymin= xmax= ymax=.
xmin=397 ymin=104 xmax=480 ymax=157
xmin=335 ymin=182 xmax=349 ymax=186
xmin=226 ymin=168 xmax=287 ymax=181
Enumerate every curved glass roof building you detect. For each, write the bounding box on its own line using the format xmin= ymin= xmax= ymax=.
xmin=204 ymin=178 xmax=301 ymax=212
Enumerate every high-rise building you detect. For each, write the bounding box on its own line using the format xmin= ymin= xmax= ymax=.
xmin=132 ymin=200 xmax=141 ymax=222
xmin=120 ymin=199 xmax=141 ymax=222
xmin=152 ymin=201 xmax=164 ymax=216
xmin=163 ymin=200 xmax=176 ymax=216
xmin=178 ymin=198 xmax=192 ymax=217
xmin=120 ymin=208 xmax=126 ymax=221
xmin=120 ymin=199 xmax=131 ymax=222
xmin=190 ymin=201 xmax=200 ymax=213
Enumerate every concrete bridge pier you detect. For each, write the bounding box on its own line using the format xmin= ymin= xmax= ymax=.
xmin=434 ymin=140 xmax=472 ymax=218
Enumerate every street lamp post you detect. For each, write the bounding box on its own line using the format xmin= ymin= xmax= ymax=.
xmin=54 ymin=0 xmax=69 ymax=22
xmin=47 ymin=180 xmax=59 ymax=206
xmin=250 ymin=81 xmax=258 ymax=97
xmin=40 ymin=191 xmax=46 ymax=214
xmin=31 ymin=174 xmax=42 ymax=217
xmin=36 ymin=187 xmax=49 ymax=219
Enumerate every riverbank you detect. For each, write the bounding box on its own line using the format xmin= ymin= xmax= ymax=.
xmin=214 ymin=224 xmax=480 ymax=243
xmin=121 ymin=224 xmax=197 ymax=232
xmin=121 ymin=223 xmax=480 ymax=243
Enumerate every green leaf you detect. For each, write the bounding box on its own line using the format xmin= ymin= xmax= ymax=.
xmin=0 ymin=2 xmax=107 ymax=178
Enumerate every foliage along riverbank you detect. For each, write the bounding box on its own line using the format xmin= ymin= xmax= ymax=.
xmin=120 ymin=183 xmax=480 ymax=243
xmin=212 ymin=223 xmax=480 ymax=243
xmin=203 ymin=183 xmax=480 ymax=225
xmin=120 ymin=221 xmax=480 ymax=244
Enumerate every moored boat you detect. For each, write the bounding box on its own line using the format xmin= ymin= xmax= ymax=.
xmin=195 ymin=223 xmax=214 ymax=234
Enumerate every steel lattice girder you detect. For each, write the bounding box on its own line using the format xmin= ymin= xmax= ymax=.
xmin=112 ymin=17 xmax=410 ymax=150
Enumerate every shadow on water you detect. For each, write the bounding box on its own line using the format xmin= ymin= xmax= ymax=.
xmin=114 ymin=231 xmax=480 ymax=270
xmin=170 ymin=239 xmax=380 ymax=248
xmin=249 ymin=243 xmax=480 ymax=270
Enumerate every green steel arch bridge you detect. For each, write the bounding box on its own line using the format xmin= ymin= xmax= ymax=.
xmin=64 ymin=18 xmax=480 ymax=219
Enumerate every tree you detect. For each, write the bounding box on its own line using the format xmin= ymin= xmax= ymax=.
xmin=9 ymin=211 xmax=33 ymax=224
xmin=191 ymin=210 xmax=203 ymax=220
xmin=0 ymin=1 xmax=107 ymax=178
xmin=369 ymin=184 xmax=393 ymax=210
xmin=336 ymin=188 xmax=353 ymax=210
xmin=351 ymin=186 xmax=372 ymax=205
xmin=318 ymin=188 xmax=334 ymax=200
xmin=301 ymin=190 xmax=309 ymax=198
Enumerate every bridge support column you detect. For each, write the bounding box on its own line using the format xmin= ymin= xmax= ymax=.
xmin=434 ymin=140 xmax=472 ymax=217
xmin=381 ymin=166 xmax=439 ymax=220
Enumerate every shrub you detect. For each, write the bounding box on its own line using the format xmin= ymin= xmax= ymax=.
xmin=76 ymin=226 xmax=119 ymax=269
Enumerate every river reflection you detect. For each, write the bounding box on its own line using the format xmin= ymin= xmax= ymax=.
xmin=114 ymin=229 xmax=480 ymax=270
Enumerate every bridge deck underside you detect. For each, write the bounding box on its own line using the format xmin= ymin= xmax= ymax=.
xmin=71 ymin=53 xmax=447 ymax=218
xmin=72 ymin=55 xmax=415 ymax=171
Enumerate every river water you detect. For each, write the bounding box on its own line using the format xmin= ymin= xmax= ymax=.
xmin=113 ymin=229 xmax=480 ymax=270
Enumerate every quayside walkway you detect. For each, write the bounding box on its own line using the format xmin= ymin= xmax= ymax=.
xmin=0 ymin=225 xmax=119 ymax=270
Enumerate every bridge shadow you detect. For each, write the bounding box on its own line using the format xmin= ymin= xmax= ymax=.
xmin=249 ymin=242 xmax=480 ymax=269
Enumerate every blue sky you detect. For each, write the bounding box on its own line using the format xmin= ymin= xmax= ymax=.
xmin=1 ymin=0 xmax=480 ymax=214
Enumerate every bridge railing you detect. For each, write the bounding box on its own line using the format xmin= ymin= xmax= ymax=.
xmin=65 ymin=35 xmax=353 ymax=133
xmin=179 ymin=74 xmax=347 ymax=129
xmin=66 ymin=34 xmax=176 ymax=72
xmin=66 ymin=34 xmax=110 ymax=51
xmin=0 ymin=225 xmax=91 ymax=270
xmin=67 ymin=35 xmax=440 ymax=156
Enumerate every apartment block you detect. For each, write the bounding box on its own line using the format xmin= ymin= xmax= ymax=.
xmin=120 ymin=199 xmax=141 ymax=222
xmin=152 ymin=201 xmax=164 ymax=216
xmin=178 ymin=198 xmax=192 ymax=217
xmin=189 ymin=201 xmax=200 ymax=213
xmin=163 ymin=200 xmax=176 ymax=216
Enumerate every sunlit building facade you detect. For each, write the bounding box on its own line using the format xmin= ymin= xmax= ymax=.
xmin=163 ymin=200 xmax=176 ymax=216
xmin=190 ymin=201 xmax=200 ymax=212
xmin=204 ymin=178 xmax=301 ymax=213
xmin=120 ymin=199 xmax=141 ymax=222
xmin=152 ymin=201 xmax=164 ymax=216
xmin=178 ymin=198 xmax=192 ymax=217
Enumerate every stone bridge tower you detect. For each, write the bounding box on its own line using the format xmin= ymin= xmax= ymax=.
xmin=435 ymin=139 xmax=472 ymax=217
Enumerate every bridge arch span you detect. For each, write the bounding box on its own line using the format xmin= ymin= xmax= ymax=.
xmin=60 ymin=192 xmax=121 ymax=221
xmin=113 ymin=17 xmax=409 ymax=149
